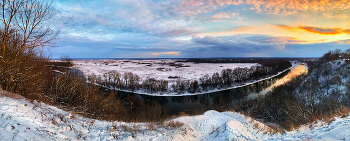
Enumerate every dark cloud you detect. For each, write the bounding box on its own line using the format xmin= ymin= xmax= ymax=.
xmin=177 ymin=36 xmax=289 ymax=58
xmin=244 ymin=35 xmax=306 ymax=44
xmin=192 ymin=36 xmax=286 ymax=51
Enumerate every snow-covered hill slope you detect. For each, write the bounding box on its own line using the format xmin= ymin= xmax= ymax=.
xmin=297 ymin=60 xmax=350 ymax=106
xmin=1 ymin=89 xmax=349 ymax=141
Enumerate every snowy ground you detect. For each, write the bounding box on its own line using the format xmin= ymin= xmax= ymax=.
xmin=70 ymin=59 xmax=293 ymax=96
xmin=71 ymin=59 xmax=258 ymax=85
xmin=1 ymin=88 xmax=349 ymax=140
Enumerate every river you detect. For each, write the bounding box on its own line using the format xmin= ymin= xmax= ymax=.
xmin=105 ymin=62 xmax=308 ymax=116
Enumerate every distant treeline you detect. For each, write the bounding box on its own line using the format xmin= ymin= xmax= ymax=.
xmin=88 ymin=61 xmax=292 ymax=94
xmin=177 ymin=58 xmax=306 ymax=65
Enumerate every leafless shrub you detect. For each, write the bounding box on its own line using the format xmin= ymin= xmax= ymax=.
xmin=111 ymin=133 xmax=118 ymax=139
xmin=51 ymin=117 xmax=57 ymax=125
xmin=165 ymin=121 xmax=184 ymax=129
xmin=88 ymin=120 xmax=95 ymax=127
xmin=340 ymin=107 xmax=350 ymax=118
xmin=178 ymin=111 xmax=188 ymax=117
xmin=120 ymin=124 xmax=132 ymax=132
xmin=70 ymin=112 xmax=76 ymax=120
xmin=147 ymin=122 xmax=157 ymax=131
xmin=56 ymin=113 xmax=65 ymax=122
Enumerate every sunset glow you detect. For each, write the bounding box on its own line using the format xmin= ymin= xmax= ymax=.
xmin=151 ymin=52 xmax=181 ymax=56
xmin=50 ymin=0 xmax=350 ymax=58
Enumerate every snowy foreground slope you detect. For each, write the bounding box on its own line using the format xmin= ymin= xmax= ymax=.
xmin=1 ymin=90 xmax=349 ymax=140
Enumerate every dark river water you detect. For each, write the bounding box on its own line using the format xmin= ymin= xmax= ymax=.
xmin=106 ymin=63 xmax=308 ymax=115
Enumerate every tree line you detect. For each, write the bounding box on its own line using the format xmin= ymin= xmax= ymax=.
xmin=89 ymin=61 xmax=292 ymax=94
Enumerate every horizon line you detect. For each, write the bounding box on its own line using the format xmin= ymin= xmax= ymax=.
xmin=50 ymin=57 xmax=320 ymax=60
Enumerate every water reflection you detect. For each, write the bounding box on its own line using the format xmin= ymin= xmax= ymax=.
xmin=111 ymin=63 xmax=307 ymax=115
xmin=247 ymin=63 xmax=308 ymax=99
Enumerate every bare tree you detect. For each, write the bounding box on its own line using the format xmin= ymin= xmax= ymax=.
xmin=0 ymin=0 xmax=58 ymax=95
xmin=109 ymin=70 xmax=121 ymax=88
xmin=1 ymin=0 xmax=58 ymax=58
xmin=1 ymin=0 xmax=21 ymax=57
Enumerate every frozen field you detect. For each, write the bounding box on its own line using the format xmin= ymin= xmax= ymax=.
xmin=72 ymin=59 xmax=259 ymax=85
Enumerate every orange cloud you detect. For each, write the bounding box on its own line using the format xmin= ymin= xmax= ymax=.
xmin=174 ymin=0 xmax=350 ymax=17
xmin=151 ymin=52 xmax=181 ymax=56
xmin=298 ymin=26 xmax=344 ymax=35
xmin=275 ymin=24 xmax=294 ymax=30
xmin=277 ymin=25 xmax=350 ymax=35
xmin=213 ymin=12 xmax=231 ymax=19
xmin=175 ymin=0 xmax=244 ymax=16
xmin=246 ymin=0 xmax=350 ymax=15
xmin=336 ymin=39 xmax=350 ymax=44
xmin=195 ymin=24 xmax=350 ymax=44
xmin=323 ymin=13 xmax=350 ymax=20
xmin=212 ymin=11 xmax=238 ymax=19
xmin=229 ymin=26 xmax=256 ymax=32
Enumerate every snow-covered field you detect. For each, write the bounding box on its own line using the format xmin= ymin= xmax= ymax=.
xmin=72 ymin=59 xmax=258 ymax=85
xmin=71 ymin=59 xmax=294 ymax=96
xmin=1 ymin=88 xmax=349 ymax=141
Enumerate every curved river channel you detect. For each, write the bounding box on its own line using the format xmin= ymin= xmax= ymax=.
xmin=104 ymin=63 xmax=308 ymax=115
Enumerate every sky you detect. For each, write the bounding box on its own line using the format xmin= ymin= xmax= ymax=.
xmin=48 ymin=0 xmax=350 ymax=58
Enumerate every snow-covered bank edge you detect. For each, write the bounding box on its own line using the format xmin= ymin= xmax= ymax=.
xmin=1 ymin=87 xmax=349 ymax=141
xmin=99 ymin=65 xmax=293 ymax=97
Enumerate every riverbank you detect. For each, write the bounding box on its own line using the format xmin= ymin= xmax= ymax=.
xmin=98 ymin=63 xmax=295 ymax=96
